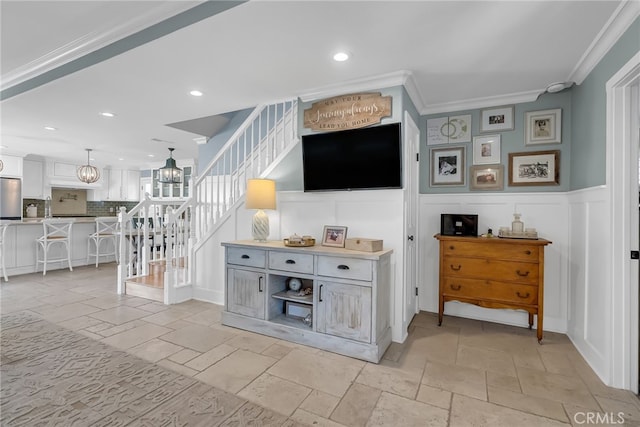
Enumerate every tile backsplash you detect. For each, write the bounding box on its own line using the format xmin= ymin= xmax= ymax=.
xmin=22 ymin=198 xmax=137 ymax=217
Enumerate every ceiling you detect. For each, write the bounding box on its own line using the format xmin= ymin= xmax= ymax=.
xmin=0 ymin=0 xmax=632 ymax=170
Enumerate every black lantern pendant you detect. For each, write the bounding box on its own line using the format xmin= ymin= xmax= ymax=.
xmin=159 ymin=148 xmax=182 ymax=184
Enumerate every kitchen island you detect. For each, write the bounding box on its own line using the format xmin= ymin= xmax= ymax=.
xmin=1 ymin=217 xmax=117 ymax=277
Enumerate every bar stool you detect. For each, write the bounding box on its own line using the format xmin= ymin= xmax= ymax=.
xmin=35 ymin=219 xmax=75 ymax=275
xmin=87 ymin=217 xmax=119 ymax=267
xmin=0 ymin=224 xmax=8 ymax=281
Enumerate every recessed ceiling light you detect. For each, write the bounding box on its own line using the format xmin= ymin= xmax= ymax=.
xmin=148 ymin=154 xmax=155 ymax=158
xmin=44 ymin=126 xmax=57 ymax=131
xmin=118 ymin=158 xmax=124 ymax=161
xmin=100 ymin=112 xmax=115 ymax=117
xmin=194 ymin=137 xmax=207 ymax=145
xmin=190 ymin=90 xmax=203 ymax=97
xmin=333 ymin=51 xmax=350 ymax=62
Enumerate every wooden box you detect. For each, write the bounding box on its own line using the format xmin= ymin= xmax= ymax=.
xmin=345 ymin=237 xmax=383 ymax=252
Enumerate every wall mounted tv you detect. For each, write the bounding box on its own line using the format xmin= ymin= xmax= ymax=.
xmin=302 ymin=122 xmax=402 ymax=192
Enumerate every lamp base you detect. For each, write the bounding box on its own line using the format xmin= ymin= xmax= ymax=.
xmin=252 ymin=209 xmax=269 ymax=242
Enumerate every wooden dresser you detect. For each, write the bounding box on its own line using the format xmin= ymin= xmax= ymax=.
xmin=434 ymin=234 xmax=551 ymax=342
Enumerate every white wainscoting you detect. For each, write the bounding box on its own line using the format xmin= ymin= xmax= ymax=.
xmin=418 ymin=192 xmax=569 ymax=333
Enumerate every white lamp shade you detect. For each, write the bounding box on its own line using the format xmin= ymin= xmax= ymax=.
xmin=246 ymin=179 xmax=276 ymax=210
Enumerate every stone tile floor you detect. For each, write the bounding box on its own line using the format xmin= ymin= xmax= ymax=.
xmin=2 ymin=264 xmax=640 ymax=426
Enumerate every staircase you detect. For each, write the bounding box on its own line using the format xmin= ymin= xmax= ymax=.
xmin=116 ymin=100 xmax=299 ymax=303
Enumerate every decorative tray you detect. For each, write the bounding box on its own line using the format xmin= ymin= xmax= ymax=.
xmin=283 ymin=237 xmax=315 ymax=247
xmin=498 ymin=231 xmax=538 ymax=240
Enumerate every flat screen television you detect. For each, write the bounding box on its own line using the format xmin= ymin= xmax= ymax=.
xmin=302 ymin=122 xmax=402 ymax=192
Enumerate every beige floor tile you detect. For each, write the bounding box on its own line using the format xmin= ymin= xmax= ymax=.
xmin=539 ymin=350 xmax=577 ymax=375
xmin=415 ymin=384 xmax=452 ymax=410
xmin=512 ymin=348 xmax=546 ymax=371
xmin=262 ymin=343 xmax=294 ymax=359
xmin=157 ymin=359 xmax=200 ymax=377
xmin=355 ymin=362 xmax=422 ymax=399
xmin=299 ymin=390 xmax=341 ymax=418
xmin=101 ymin=322 xmax=172 ymax=350
xmin=168 ymin=348 xmax=201 ymax=364
xmin=128 ymin=338 xmax=184 ymax=362
xmin=96 ymin=319 xmax=146 ymax=337
xmin=486 ymin=371 xmax=521 ymax=393
xmin=405 ymin=325 xmax=459 ymax=366
xmin=238 ymin=372 xmax=312 ymax=416
xmin=595 ymin=395 xmax=640 ymax=425
xmin=366 ymin=391 xmax=448 ymax=427
xmin=88 ymin=305 xmax=152 ymax=325
xmin=291 ymin=408 xmax=347 ymax=427
xmin=331 ymin=382 xmax=381 ymax=427
xmin=456 ymin=344 xmax=517 ymax=376
xmin=34 ymin=302 xmax=102 ymax=322
xmin=268 ymin=349 xmax=365 ymax=397
xmin=140 ymin=309 xmax=195 ymax=326
xmin=488 ymin=385 xmax=570 ymax=422
xmin=182 ymin=307 xmax=223 ymax=326
xmin=423 ymin=361 xmax=487 ymax=401
xmin=160 ymin=323 xmax=235 ymax=352
xmin=195 ymin=349 xmax=277 ymax=394
xmin=35 ymin=290 xmax=92 ymax=306
xmin=450 ymin=394 xmax=568 ymax=426
xmin=81 ymin=295 xmax=128 ymax=310
xmin=185 ymin=343 xmax=236 ymax=371
xmin=56 ymin=315 xmax=104 ymax=331
xmin=225 ymin=332 xmax=278 ymax=353
xmin=517 ymin=366 xmax=600 ymax=409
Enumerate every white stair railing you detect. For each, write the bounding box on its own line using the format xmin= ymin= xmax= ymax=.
xmin=130 ymin=99 xmax=298 ymax=303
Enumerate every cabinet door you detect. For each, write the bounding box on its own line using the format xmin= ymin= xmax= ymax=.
xmin=22 ymin=160 xmax=44 ymax=198
xmin=227 ymin=269 xmax=266 ymax=319
xmin=126 ymin=170 xmax=140 ymax=201
xmin=108 ymin=169 xmax=123 ymax=200
xmin=316 ymin=281 xmax=371 ymax=343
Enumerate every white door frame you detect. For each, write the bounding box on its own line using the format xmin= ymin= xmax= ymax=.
xmin=607 ymin=51 xmax=640 ymax=392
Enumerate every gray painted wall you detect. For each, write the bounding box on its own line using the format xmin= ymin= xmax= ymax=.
xmin=570 ymin=17 xmax=639 ymax=190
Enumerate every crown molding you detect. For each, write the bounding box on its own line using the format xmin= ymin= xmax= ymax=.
xmin=420 ymin=90 xmax=542 ymax=115
xmin=298 ymin=70 xmax=414 ymax=103
xmin=569 ymin=0 xmax=640 ymax=85
xmin=0 ymin=2 xmax=201 ymax=91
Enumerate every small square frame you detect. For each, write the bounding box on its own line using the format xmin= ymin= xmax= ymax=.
xmin=525 ymin=108 xmax=562 ymax=145
xmin=430 ymin=146 xmax=466 ymax=187
xmin=322 ymin=225 xmax=348 ymax=247
xmin=469 ymin=165 xmax=504 ymax=191
xmin=472 ymin=134 xmax=501 ymax=165
xmin=480 ymin=105 xmax=515 ymax=132
xmin=508 ymin=150 xmax=560 ymax=186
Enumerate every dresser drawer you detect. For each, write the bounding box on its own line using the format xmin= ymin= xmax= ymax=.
xmin=227 ymin=247 xmax=266 ymax=268
xmin=443 ymin=277 xmax=538 ymax=305
xmin=317 ymin=256 xmax=372 ymax=282
xmin=269 ymin=251 xmax=314 ymax=274
xmin=442 ymin=241 xmax=539 ymax=262
xmin=443 ymin=256 xmax=539 ymax=284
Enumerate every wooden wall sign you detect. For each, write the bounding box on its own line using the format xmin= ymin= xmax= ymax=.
xmin=303 ymin=92 xmax=392 ymax=131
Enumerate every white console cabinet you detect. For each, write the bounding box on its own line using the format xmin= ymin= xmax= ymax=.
xmin=222 ymin=241 xmax=393 ymax=363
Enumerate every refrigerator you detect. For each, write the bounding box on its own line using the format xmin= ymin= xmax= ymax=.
xmin=0 ymin=177 xmax=22 ymax=220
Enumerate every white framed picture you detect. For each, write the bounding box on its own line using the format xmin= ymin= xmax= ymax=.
xmin=472 ymin=134 xmax=501 ymax=165
xmin=525 ymin=108 xmax=562 ymax=145
xmin=479 ymin=105 xmax=514 ymax=132
xmin=430 ymin=146 xmax=466 ymax=187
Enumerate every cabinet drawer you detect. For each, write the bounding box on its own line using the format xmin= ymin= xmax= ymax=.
xmin=227 ymin=247 xmax=266 ymax=268
xmin=317 ymin=256 xmax=372 ymax=282
xmin=442 ymin=241 xmax=538 ymax=262
xmin=443 ymin=256 xmax=538 ymax=284
xmin=269 ymin=251 xmax=314 ymax=274
xmin=443 ymin=277 xmax=538 ymax=305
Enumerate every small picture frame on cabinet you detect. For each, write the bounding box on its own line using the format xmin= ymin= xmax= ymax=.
xmin=322 ymin=225 xmax=348 ymax=248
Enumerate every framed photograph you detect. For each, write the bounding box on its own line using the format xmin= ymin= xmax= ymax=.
xmin=426 ymin=114 xmax=471 ymax=145
xmin=525 ymin=108 xmax=562 ymax=145
xmin=480 ymin=105 xmax=515 ymax=132
xmin=430 ymin=146 xmax=466 ymax=187
xmin=322 ymin=225 xmax=348 ymax=248
xmin=469 ymin=165 xmax=504 ymax=191
xmin=508 ymin=150 xmax=560 ymax=186
xmin=472 ymin=134 xmax=501 ymax=165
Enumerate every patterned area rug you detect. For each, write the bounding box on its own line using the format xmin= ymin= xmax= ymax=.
xmin=1 ymin=311 xmax=303 ymax=426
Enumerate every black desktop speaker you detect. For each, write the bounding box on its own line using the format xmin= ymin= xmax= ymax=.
xmin=440 ymin=214 xmax=478 ymax=237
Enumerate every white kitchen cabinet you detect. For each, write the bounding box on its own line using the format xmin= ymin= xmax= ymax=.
xmin=0 ymin=155 xmax=23 ymax=178
xmin=222 ymin=241 xmax=392 ymax=363
xmin=22 ymin=160 xmax=44 ymax=199
xmin=107 ymin=169 xmax=140 ymax=201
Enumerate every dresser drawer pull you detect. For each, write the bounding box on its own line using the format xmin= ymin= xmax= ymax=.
xmin=516 ymin=291 xmax=530 ymax=299
xmin=258 ymin=276 xmax=264 ymax=292
xmin=516 ymin=270 xmax=530 ymax=277
xmin=337 ymin=264 xmax=350 ymax=270
xmin=285 ymin=259 xmax=296 ymax=264
xmin=449 ymin=245 xmax=455 ymax=250
xmin=450 ymin=284 xmax=461 ymax=291
xmin=450 ymin=264 xmax=462 ymax=271
xmin=319 ymin=284 xmax=324 ymax=302
xmin=525 ymin=250 xmax=532 ymax=255
xmin=241 ymin=254 xmax=250 ymax=259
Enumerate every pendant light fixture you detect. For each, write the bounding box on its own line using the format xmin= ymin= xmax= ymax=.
xmin=159 ymin=147 xmax=183 ymax=183
xmin=77 ymin=148 xmax=100 ymax=183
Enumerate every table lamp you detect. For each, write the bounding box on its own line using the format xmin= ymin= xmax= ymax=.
xmin=245 ymin=179 xmax=276 ymax=241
